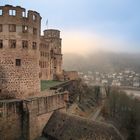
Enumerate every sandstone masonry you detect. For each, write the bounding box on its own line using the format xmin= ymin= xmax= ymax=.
xmin=0 ymin=5 xmax=62 ymax=98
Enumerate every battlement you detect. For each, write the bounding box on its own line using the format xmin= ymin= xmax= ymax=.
xmin=0 ymin=5 xmax=41 ymax=23
xmin=44 ymin=29 xmax=60 ymax=38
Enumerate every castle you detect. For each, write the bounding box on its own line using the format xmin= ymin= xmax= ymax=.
xmin=0 ymin=5 xmax=123 ymax=140
xmin=0 ymin=5 xmax=62 ymax=98
xmin=0 ymin=5 xmax=78 ymax=140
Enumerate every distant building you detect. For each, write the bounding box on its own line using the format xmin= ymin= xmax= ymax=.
xmin=63 ymin=71 xmax=79 ymax=80
xmin=112 ymin=80 xmax=121 ymax=86
xmin=101 ymin=79 xmax=108 ymax=85
xmin=133 ymin=82 xmax=140 ymax=87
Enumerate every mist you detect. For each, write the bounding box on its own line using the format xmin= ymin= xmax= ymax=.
xmin=63 ymin=51 xmax=140 ymax=73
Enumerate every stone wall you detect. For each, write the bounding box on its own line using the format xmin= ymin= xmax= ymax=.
xmin=64 ymin=71 xmax=79 ymax=80
xmin=0 ymin=5 xmax=63 ymax=97
xmin=0 ymin=5 xmax=41 ymax=98
xmin=26 ymin=93 xmax=67 ymax=140
xmin=0 ymin=92 xmax=68 ymax=140
xmin=0 ymin=100 xmax=22 ymax=140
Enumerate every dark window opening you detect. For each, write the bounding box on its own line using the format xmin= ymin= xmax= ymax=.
xmin=22 ymin=25 xmax=28 ymax=33
xmin=16 ymin=59 xmax=21 ymax=66
xmin=32 ymin=42 xmax=37 ymax=49
xmin=33 ymin=28 xmax=37 ymax=35
xmin=9 ymin=24 xmax=16 ymax=32
xmin=0 ymin=24 xmax=2 ymax=32
xmin=22 ymin=40 xmax=28 ymax=49
xmin=0 ymin=40 xmax=3 ymax=49
xmin=9 ymin=9 xmax=16 ymax=16
xmin=51 ymin=50 xmax=54 ymax=58
xmin=39 ymin=72 xmax=42 ymax=78
xmin=0 ymin=10 xmax=2 ymax=15
xmin=9 ymin=40 xmax=16 ymax=48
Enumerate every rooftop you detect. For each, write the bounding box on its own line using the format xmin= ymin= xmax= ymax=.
xmin=42 ymin=111 xmax=124 ymax=140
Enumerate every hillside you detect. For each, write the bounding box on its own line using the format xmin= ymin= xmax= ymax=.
xmin=63 ymin=52 xmax=140 ymax=73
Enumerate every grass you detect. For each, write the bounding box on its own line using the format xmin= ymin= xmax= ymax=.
xmin=41 ymin=80 xmax=65 ymax=91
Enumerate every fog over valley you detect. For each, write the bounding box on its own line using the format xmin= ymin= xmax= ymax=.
xmin=63 ymin=52 xmax=140 ymax=73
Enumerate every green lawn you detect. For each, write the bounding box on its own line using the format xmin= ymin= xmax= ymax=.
xmin=41 ymin=80 xmax=65 ymax=91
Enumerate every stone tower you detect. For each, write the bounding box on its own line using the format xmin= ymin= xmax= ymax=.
xmin=43 ymin=29 xmax=62 ymax=80
xmin=0 ymin=5 xmax=41 ymax=98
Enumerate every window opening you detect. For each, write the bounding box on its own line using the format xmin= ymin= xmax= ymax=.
xmin=32 ymin=42 xmax=37 ymax=49
xmin=9 ymin=40 xmax=16 ymax=48
xmin=33 ymin=14 xmax=36 ymax=21
xmin=0 ymin=24 xmax=2 ymax=32
xmin=15 ymin=59 xmax=21 ymax=66
xmin=9 ymin=9 xmax=16 ymax=16
xmin=33 ymin=28 xmax=37 ymax=35
xmin=22 ymin=25 xmax=28 ymax=33
xmin=9 ymin=24 xmax=16 ymax=32
xmin=0 ymin=10 xmax=2 ymax=15
xmin=22 ymin=40 xmax=28 ymax=49
xmin=0 ymin=40 xmax=3 ymax=49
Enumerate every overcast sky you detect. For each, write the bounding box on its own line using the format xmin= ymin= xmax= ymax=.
xmin=0 ymin=0 xmax=140 ymax=54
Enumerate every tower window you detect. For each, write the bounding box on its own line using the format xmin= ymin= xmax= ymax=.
xmin=9 ymin=40 xmax=16 ymax=48
xmin=0 ymin=10 xmax=2 ymax=15
xmin=9 ymin=24 xmax=16 ymax=32
xmin=22 ymin=11 xmax=27 ymax=17
xmin=22 ymin=40 xmax=28 ymax=49
xmin=9 ymin=9 xmax=16 ymax=16
xmin=15 ymin=59 xmax=21 ymax=66
xmin=33 ymin=15 xmax=36 ymax=21
xmin=0 ymin=40 xmax=3 ymax=49
xmin=33 ymin=28 xmax=37 ymax=35
xmin=0 ymin=24 xmax=2 ymax=32
xmin=22 ymin=25 xmax=28 ymax=33
xmin=32 ymin=42 xmax=37 ymax=49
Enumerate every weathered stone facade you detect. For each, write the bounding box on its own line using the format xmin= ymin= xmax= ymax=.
xmin=63 ymin=70 xmax=79 ymax=80
xmin=40 ymin=29 xmax=62 ymax=80
xmin=0 ymin=5 xmax=63 ymax=97
xmin=0 ymin=92 xmax=68 ymax=140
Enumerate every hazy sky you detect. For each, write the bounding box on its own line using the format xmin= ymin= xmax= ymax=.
xmin=0 ymin=0 xmax=140 ymax=54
